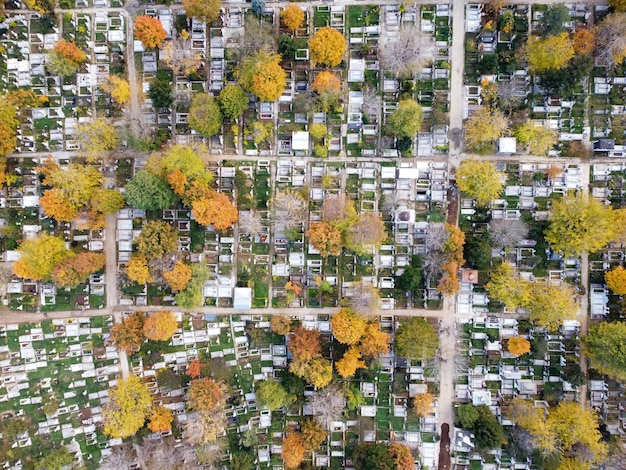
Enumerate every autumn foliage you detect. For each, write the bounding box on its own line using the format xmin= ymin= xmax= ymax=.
xmin=282 ymin=433 xmax=306 ymax=469
xmin=125 ymin=253 xmax=154 ymax=284
xmin=102 ymin=376 xmax=152 ymax=438
xmin=389 ymin=443 xmax=416 ymax=470
xmin=289 ymin=326 xmax=321 ymax=362
xmin=358 ymin=322 xmax=390 ymax=357
xmin=40 ymin=189 xmax=78 ymax=222
xmin=110 ymin=312 xmax=145 ymax=353
xmin=148 ymin=406 xmax=173 ymax=433
xmin=143 ymin=311 xmax=178 ymax=342
xmin=191 ymin=192 xmax=238 ymax=231
xmin=101 ymin=75 xmax=131 ymax=104
xmin=507 ymin=336 xmax=531 ymax=357
xmin=134 ymin=16 xmax=167 ymax=49
xmin=309 ymin=26 xmax=347 ymax=67
xmin=270 ymin=315 xmax=291 ymax=335
xmin=301 ymin=418 xmax=327 ymax=450
xmin=335 ymin=347 xmax=366 ymax=378
xmin=412 ymin=393 xmax=434 ymax=417
xmin=307 ymin=221 xmax=343 ymax=257
xmin=13 ymin=234 xmax=72 ymax=281
xmin=186 ymin=359 xmax=202 ymax=378
xmin=281 ymin=3 xmax=305 ymax=31
xmin=312 ymin=71 xmax=341 ymax=95
xmin=330 ymin=308 xmax=367 ymax=345
xmin=188 ymin=378 xmax=225 ymax=412
xmin=54 ymin=39 xmax=87 ymax=65
xmin=605 ymin=266 xmax=626 ymax=295
xmin=51 ymin=252 xmax=105 ymax=288
xmin=238 ymin=52 xmax=287 ymax=102
xmin=163 ymin=261 xmax=192 ymax=292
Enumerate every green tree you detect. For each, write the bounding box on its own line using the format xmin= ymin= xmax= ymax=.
xmin=473 ymin=405 xmax=504 ymax=450
xmin=464 ymin=234 xmax=492 ymax=270
xmin=34 ymin=447 xmax=72 ymax=470
xmin=188 ymin=93 xmax=223 ymax=137
xmin=176 ymin=263 xmax=211 ymax=310
xmin=455 ymin=159 xmax=504 ymax=206
xmin=456 ymin=403 xmax=480 ymax=428
xmin=91 ymin=189 xmax=125 ymax=214
xmin=124 ymin=170 xmax=177 ymax=211
xmin=135 ymin=220 xmax=178 ymax=260
xmin=545 ymin=192 xmax=618 ymax=255
xmin=218 ymin=84 xmax=249 ymax=120
xmin=585 ymin=322 xmax=626 ymax=382
xmin=395 ymin=317 xmax=438 ymax=362
xmin=147 ymin=144 xmax=213 ymax=191
xmin=148 ymin=74 xmax=174 ymax=109
xmin=395 ymin=256 xmax=422 ymax=293
xmin=256 ymin=380 xmax=292 ymax=411
xmin=353 ymin=443 xmax=395 ymax=470
xmin=536 ymin=3 xmax=570 ymax=37
xmin=387 ymin=99 xmax=423 ymax=139
xmin=13 ymin=234 xmax=72 ymax=282
xmin=522 ymin=33 xmax=574 ymax=74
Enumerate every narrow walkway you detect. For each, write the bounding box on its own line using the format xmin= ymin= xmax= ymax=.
xmin=448 ymin=0 xmax=465 ymax=157
xmin=578 ymin=162 xmax=591 ymax=408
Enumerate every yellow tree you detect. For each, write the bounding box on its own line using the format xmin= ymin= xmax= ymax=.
xmin=182 ymin=0 xmax=221 ymax=22
xmin=40 ymin=189 xmax=78 ymax=222
xmin=528 ymin=282 xmax=578 ymax=330
xmin=464 ymin=107 xmax=508 ymax=151
xmin=270 ymin=315 xmax=291 ymax=335
xmin=455 ymin=159 xmax=504 ymax=206
xmin=486 ymin=263 xmax=532 ymax=309
xmin=13 ymin=234 xmax=72 ymax=281
xmin=358 ymin=322 xmax=390 ymax=357
xmin=76 ymin=118 xmax=119 ymax=162
xmin=330 ymin=308 xmax=367 ymax=345
xmin=507 ymin=336 xmax=531 ymax=356
xmin=101 ymin=75 xmax=131 ymax=105
xmin=134 ymin=16 xmax=167 ymax=49
xmin=301 ymin=418 xmax=327 ymax=450
xmin=513 ymin=123 xmax=558 ymax=156
xmin=310 ymin=27 xmax=347 ymax=67
xmin=302 ymin=357 xmax=333 ymax=388
xmin=148 ymin=406 xmax=173 ymax=433
xmin=413 ymin=393 xmax=434 ymax=417
xmin=191 ymin=192 xmax=238 ymax=231
xmin=102 ymin=375 xmax=152 ymax=438
xmin=335 ymin=347 xmax=366 ymax=378
xmin=143 ymin=311 xmax=178 ymax=342
xmin=281 ymin=3 xmax=305 ymax=31
xmin=163 ymin=261 xmax=192 ymax=292
xmin=125 ymin=253 xmax=153 ymax=284
xmin=606 ymin=266 xmax=626 ymax=295
xmin=521 ymin=33 xmax=574 ymax=73
xmin=161 ymin=35 xmax=202 ymax=76
xmin=545 ymin=193 xmax=618 ymax=255
xmin=238 ymin=51 xmax=287 ymax=102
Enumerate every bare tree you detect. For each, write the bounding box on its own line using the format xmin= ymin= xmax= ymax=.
xmin=594 ymin=13 xmax=626 ymax=69
xmin=496 ymin=81 xmax=524 ymax=115
xmin=137 ymin=437 xmax=198 ymax=470
xmin=238 ymin=211 xmax=263 ymax=237
xmin=307 ymin=385 xmax=346 ymax=429
xmin=242 ymin=17 xmax=277 ymax=57
xmin=347 ymin=282 xmax=380 ymax=316
xmin=161 ymin=36 xmax=202 ymax=76
xmin=362 ymin=86 xmax=381 ymax=121
xmin=271 ymin=190 xmax=306 ymax=233
xmin=422 ymin=250 xmax=447 ymax=282
xmin=379 ymin=25 xmax=436 ymax=77
xmin=425 ymin=223 xmax=448 ymax=252
xmin=195 ymin=441 xmax=227 ymax=467
xmin=100 ymin=445 xmax=136 ymax=470
xmin=183 ymin=411 xmax=226 ymax=446
xmin=488 ymin=219 xmax=529 ymax=248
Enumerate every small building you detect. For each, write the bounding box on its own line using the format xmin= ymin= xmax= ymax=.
xmin=292 ymin=131 xmax=309 ymax=152
xmin=497 ymin=137 xmax=517 ymax=154
xmin=461 ymin=269 xmax=478 ymax=284
xmin=233 ymin=287 xmax=252 ymax=310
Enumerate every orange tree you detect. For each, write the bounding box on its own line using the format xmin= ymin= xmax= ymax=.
xmin=186 ymin=359 xmax=202 ymax=378
xmin=40 ymin=189 xmax=78 ymax=222
xmin=110 ymin=312 xmax=145 ymax=353
xmin=134 ymin=16 xmax=167 ymax=49
xmin=191 ymin=192 xmax=238 ymax=231
xmin=51 ymin=252 xmax=105 ymax=289
xmin=307 ymin=221 xmax=343 ymax=257
xmin=148 ymin=406 xmax=173 ymax=433
xmin=335 ymin=347 xmax=366 ymax=378
xmin=143 ymin=311 xmax=178 ymax=341
xmin=312 ymin=70 xmax=341 ymax=94
xmin=289 ymin=326 xmax=321 ymax=362
xmin=238 ymin=51 xmax=286 ymax=102
xmin=281 ymin=3 xmax=304 ymax=31
xmin=270 ymin=315 xmax=291 ymax=335
xmin=47 ymin=40 xmax=86 ymax=76
xmin=309 ymin=26 xmax=346 ymax=67
xmin=282 ymin=433 xmax=305 ymax=469
xmin=188 ymin=378 xmax=225 ymax=412
xmin=358 ymin=322 xmax=390 ymax=357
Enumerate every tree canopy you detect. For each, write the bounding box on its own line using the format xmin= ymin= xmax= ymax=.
xmin=188 ymin=93 xmax=223 ymax=137
xmin=51 ymin=252 xmax=105 ymax=289
xmin=281 ymin=3 xmax=305 ymax=31
xmin=605 ymin=266 xmax=626 ymax=295
xmin=47 ymin=40 xmax=86 ymax=76
xmin=522 ymin=33 xmax=574 ymax=73
xmin=507 ymin=336 xmax=531 ymax=357
xmin=289 ymin=326 xmax=321 ymax=362
xmin=594 ymin=13 xmax=626 ymax=69
xmin=585 ymin=321 xmax=626 ymax=382
xmin=124 ymin=170 xmax=177 ymax=211
xmin=386 ymin=99 xmax=424 ymax=139
xmin=309 ymin=26 xmax=347 ymax=67
xmin=282 ymin=433 xmax=305 ymax=469
xmin=143 ymin=311 xmax=178 ymax=342
xmin=255 ymin=380 xmax=292 ymax=411
xmin=395 ymin=317 xmax=438 ymax=362
xmin=307 ymin=221 xmax=343 ymax=257
xmin=455 ymin=159 xmax=504 ymax=206
xmin=335 ymin=347 xmax=367 ymax=378
xmin=13 ymin=234 xmax=72 ymax=281
xmin=110 ymin=312 xmax=145 ymax=353
xmin=380 ymin=24 xmax=435 ymax=77
xmin=218 ymin=84 xmax=249 ymax=120
xmin=545 ymin=193 xmax=618 ymax=255
xmin=513 ymin=123 xmax=558 ymax=156
xmin=330 ymin=308 xmax=367 ymax=345
xmin=464 ymin=107 xmax=508 ymax=151
xmin=182 ymin=0 xmax=221 ymax=22
xmin=101 ymin=75 xmax=131 ymax=105
xmin=135 ymin=220 xmax=178 ymax=260
xmin=102 ymin=375 xmax=152 ymax=438
xmin=134 ymin=16 xmax=166 ymax=49
xmin=238 ymin=51 xmax=287 ymax=102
